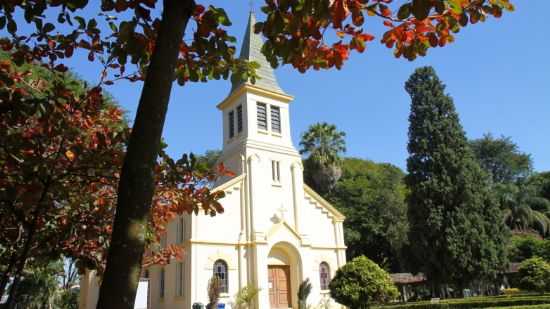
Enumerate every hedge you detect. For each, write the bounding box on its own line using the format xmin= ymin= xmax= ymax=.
xmin=379 ymin=295 xmax=550 ymax=309
xmin=485 ymin=305 xmax=550 ymax=309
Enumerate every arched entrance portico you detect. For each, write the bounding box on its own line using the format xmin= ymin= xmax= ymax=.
xmin=267 ymin=242 xmax=302 ymax=309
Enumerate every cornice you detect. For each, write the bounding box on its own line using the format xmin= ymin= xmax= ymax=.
xmin=217 ymin=84 xmax=294 ymax=110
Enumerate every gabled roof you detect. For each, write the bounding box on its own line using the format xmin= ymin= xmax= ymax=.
xmin=211 ymin=174 xmax=245 ymax=193
xmin=212 ymin=176 xmax=345 ymax=221
xmin=230 ymin=12 xmax=287 ymax=96
xmin=304 ymin=185 xmax=346 ymax=221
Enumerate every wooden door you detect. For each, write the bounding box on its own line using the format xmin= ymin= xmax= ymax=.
xmin=268 ymin=265 xmax=291 ymax=308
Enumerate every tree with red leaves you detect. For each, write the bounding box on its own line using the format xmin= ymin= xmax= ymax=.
xmin=0 ymin=57 xmax=128 ymax=305
xmin=0 ymin=1 xmax=514 ymax=308
xmin=0 ymin=56 xmax=227 ymax=306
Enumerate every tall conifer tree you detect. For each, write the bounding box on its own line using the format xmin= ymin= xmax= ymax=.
xmin=405 ymin=67 xmax=508 ymax=293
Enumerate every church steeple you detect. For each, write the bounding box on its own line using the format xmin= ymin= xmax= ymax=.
xmin=230 ymin=12 xmax=286 ymax=95
xmin=217 ymin=11 xmax=296 ymax=179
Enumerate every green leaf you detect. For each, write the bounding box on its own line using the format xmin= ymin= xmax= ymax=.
xmin=210 ymin=6 xmax=231 ymax=26
xmin=7 ymin=19 xmax=17 ymax=34
xmin=74 ymin=16 xmax=86 ymax=29
xmin=0 ymin=16 xmax=5 ymax=30
xmin=43 ymin=23 xmax=55 ymax=33
xmin=57 ymin=12 xmax=66 ymax=24
xmin=87 ymin=18 xmax=98 ymax=30
xmin=435 ymin=1 xmax=446 ymax=14
xmin=397 ymin=4 xmax=411 ymax=20
xmin=66 ymin=0 xmax=89 ymax=11
xmin=412 ymin=0 xmax=431 ymax=20
xmin=109 ymin=22 xmax=118 ymax=32
xmin=448 ymin=0 xmax=463 ymax=14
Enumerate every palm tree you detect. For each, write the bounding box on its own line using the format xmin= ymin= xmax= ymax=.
xmin=297 ymin=279 xmax=312 ymax=309
xmin=299 ymin=122 xmax=346 ymax=194
xmin=497 ymin=183 xmax=550 ymax=237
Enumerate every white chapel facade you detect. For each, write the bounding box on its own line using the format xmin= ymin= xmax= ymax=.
xmin=80 ymin=11 xmax=346 ymax=309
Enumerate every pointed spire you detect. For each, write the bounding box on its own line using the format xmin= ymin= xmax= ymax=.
xmin=230 ymin=11 xmax=286 ymax=95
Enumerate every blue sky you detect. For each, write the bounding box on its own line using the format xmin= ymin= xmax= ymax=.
xmin=9 ymin=1 xmax=550 ymax=172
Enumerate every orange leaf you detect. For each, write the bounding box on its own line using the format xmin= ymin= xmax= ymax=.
xmin=65 ymin=150 xmax=76 ymax=161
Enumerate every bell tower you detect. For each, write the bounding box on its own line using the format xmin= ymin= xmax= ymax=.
xmin=217 ymin=11 xmax=298 ymax=176
xmin=215 ymin=14 xmax=309 ymax=309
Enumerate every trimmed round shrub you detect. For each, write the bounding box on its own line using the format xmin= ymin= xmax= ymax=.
xmin=329 ymin=256 xmax=399 ymax=309
xmin=518 ymin=257 xmax=550 ymax=294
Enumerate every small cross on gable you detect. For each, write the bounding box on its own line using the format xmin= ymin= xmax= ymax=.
xmin=277 ymin=205 xmax=287 ymax=222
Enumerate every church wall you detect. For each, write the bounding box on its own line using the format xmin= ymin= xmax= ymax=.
xmin=246 ymin=148 xmax=299 ymax=235
xmin=301 ymin=196 xmax=338 ymax=247
xmin=189 ymin=243 xmax=244 ymax=306
xmin=194 ymin=185 xmax=244 ymax=244
xmin=306 ymin=248 xmax=344 ymax=308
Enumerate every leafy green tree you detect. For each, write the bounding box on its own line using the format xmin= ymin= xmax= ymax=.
xmin=470 ymin=135 xmax=550 ymax=237
xmin=470 ymin=134 xmax=532 ymax=183
xmin=7 ymin=259 xmax=79 ymax=309
xmin=11 ymin=262 xmax=61 ymax=309
xmin=329 ymin=256 xmax=399 ymax=309
xmin=405 ymin=66 xmax=509 ymax=290
xmin=497 ymin=183 xmax=550 ymax=236
xmin=509 ymin=235 xmax=549 ymax=262
xmin=535 ymin=172 xmax=550 ymax=201
xmin=300 ymin=122 xmax=346 ymax=194
xmin=328 ymin=158 xmax=408 ymax=271
xmin=195 ymin=150 xmax=222 ymax=172
xmin=527 ymin=172 xmax=550 ymax=218
xmin=517 ymin=257 xmax=550 ymax=293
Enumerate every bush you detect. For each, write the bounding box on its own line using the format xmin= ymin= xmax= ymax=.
xmin=233 ymin=285 xmax=259 ymax=309
xmin=298 ymin=279 xmax=312 ymax=309
xmin=485 ymin=305 xmax=550 ymax=309
xmin=329 ymin=256 xmax=399 ymax=309
xmin=518 ymin=257 xmax=550 ymax=294
xmin=55 ymin=288 xmax=79 ymax=309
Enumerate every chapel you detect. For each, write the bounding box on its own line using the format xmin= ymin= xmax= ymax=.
xmin=80 ymin=11 xmax=346 ymax=309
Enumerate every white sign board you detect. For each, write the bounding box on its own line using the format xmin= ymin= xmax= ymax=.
xmin=134 ymin=279 xmax=149 ymax=309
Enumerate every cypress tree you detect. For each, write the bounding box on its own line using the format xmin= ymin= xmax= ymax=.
xmin=405 ymin=67 xmax=508 ymax=293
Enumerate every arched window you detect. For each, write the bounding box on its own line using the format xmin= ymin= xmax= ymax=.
xmin=319 ymin=262 xmax=331 ymax=290
xmin=213 ymin=259 xmax=228 ymax=293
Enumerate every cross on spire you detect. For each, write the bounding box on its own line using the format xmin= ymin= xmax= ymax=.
xmin=249 ymin=0 xmax=254 ymax=12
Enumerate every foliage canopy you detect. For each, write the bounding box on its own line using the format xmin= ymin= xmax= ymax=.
xmin=328 ymin=158 xmax=408 ymax=271
xmin=405 ymin=66 xmax=508 ymax=288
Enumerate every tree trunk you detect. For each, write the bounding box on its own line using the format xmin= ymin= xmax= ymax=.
xmin=95 ymin=1 xmax=195 ymax=308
